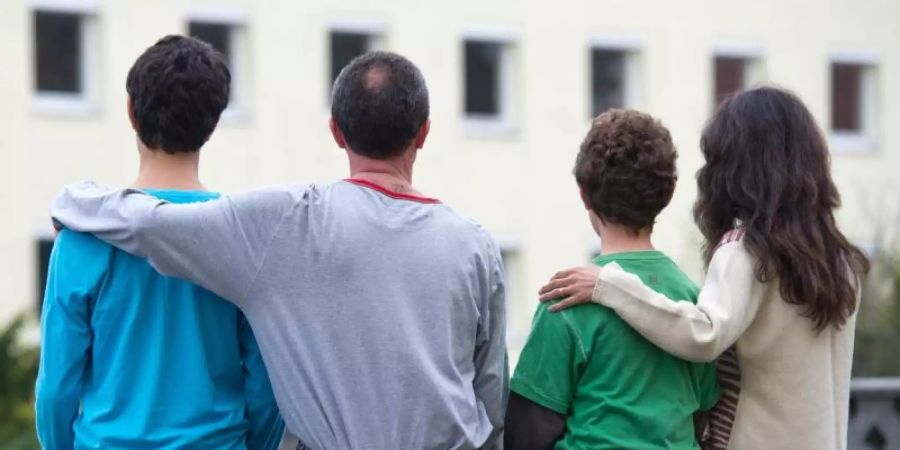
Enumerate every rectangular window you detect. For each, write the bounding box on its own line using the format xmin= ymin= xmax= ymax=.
xmin=711 ymin=49 xmax=763 ymax=111
xmin=330 ymin=32 xmax=372 ymax=85
xmin=36 ymin=238 xmax=54 ymax=314
xmin=829 ymin=58 xmax=877 ymax=152
xmin=461 ymin=29 xmax=517 ymax=133
xmin=464 ymin=40 xmax=504 ymax=116
xmin=831 ymin=63 xmax=863 ymax=132
xmin=713 ymin=57 xmax=747 ymax=107
xmin=591 ymin=49 xmax=628 ymax=117
xmin=32 ymin=6 xmax=97 ymax=113
xmin=34 ymin=11 xmax=83 ymax=94
xmin=189 ymin=20 xmax=245 ymax=114
xmin=190 ymin=22 xmax=233 ymax=65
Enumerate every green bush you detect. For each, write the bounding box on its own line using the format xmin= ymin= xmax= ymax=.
xmin=853 ymin=247 xmax=900 ymax=376
xmin=0 ymin=316 xmax=40 ymax=450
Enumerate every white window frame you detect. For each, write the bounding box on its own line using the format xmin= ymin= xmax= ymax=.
xmin=493 ymin=234 xmax=526 ymax=354
xmin=31 ymin=0 xmax=99 ymax=116
xmin=829 ymin=50 xmax=879 ymax=154
xmin=327 ymin=16 xmax=386 ymax=40
xmin=461 ymin=26 xmax=518 ymax=137
xmin=589 ymin=34 xmax=643 ymax=118
xmin=712 ymin=42 xmax=764 ymax=104
xmin=327 ymin=17 xmax=386 ymax=101
xmin=187 ymin=7 xmax=251 ymax=122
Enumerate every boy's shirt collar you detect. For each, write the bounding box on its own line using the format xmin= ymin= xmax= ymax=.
xmin=592 ymin=250 xmax=667 ymax=265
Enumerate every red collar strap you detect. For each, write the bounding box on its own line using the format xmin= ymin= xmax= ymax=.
xmin=344 ymin=178 xmax=442 ymax=204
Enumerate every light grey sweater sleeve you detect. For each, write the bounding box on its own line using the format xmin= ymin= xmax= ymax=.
xmin=50 ymin=181 xmax=299 ymax=305
xmin=473 ymin=238 xmax=509 ymax=449
xmin=592 ymin=242 xmax=765 ymax=362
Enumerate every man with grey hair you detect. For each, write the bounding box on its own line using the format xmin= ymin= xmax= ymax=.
xmin=51 ymin=51 xmax=507 ymax=449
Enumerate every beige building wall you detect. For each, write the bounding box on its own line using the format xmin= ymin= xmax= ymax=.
xmin=1 ymin=0 xmax=898 ymax=359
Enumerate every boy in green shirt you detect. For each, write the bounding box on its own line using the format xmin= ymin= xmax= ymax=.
xmin=506 ymin=109 xmax=721 ymax=449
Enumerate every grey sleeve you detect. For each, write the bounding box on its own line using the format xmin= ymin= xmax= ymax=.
xmin=50 ymin=181 xmax=300 ymax=305
xmin=473 ymin=238 xmax=509 ymax=449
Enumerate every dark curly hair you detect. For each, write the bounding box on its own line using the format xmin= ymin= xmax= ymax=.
xmin=126 ymin=35 xmax=230 ymax=154
xmin=574 ymin=109 xmax=678 ymax=234
xmin=696 ymin=87 xmax=869 ymax=331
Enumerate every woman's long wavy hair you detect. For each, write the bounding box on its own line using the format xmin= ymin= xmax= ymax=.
xmin=695 ymin=87 xmax=869 ymax=331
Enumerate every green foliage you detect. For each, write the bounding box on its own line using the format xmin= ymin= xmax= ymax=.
xmin=853 ymin=248 xmax=900 ymax=376
xmin=0 ymin=316 xmax=40 ymax=450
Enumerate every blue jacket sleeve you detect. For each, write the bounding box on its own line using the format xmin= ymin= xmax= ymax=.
xmin=35 ymin=231 xmax=109 ymax=450
xmin=239 ymin=315 xmax=285 ymax=450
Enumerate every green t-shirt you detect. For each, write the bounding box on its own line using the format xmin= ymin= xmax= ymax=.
xmin=510 ymin=251 xmax=721 ymax=450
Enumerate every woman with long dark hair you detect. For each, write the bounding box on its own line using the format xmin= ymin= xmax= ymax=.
xmin=538 ymin=87 xmax=869 ymax=449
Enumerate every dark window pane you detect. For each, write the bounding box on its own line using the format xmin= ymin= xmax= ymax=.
xmin=465 ymin=40 xmax=502 ymax=115
xmin=190 ymin=22 xmax=232 ymax=65
xmin=832 ymin=64 xmax=862 ymax=131
xmin=36 ymin=238 xmax=54 ymax=315
xmin=714 ymin=57 xmax=746 ymax=108
xmin=34 ymin=11 xmax=82 ymax=93
xmin=591 ymin=49 xmax=626 ymax=117
xmin=331 ymin=32 xmax=370 ymax=84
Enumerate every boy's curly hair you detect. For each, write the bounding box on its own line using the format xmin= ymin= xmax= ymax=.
xmin=574 ymin=109 xmax=678 ymax=234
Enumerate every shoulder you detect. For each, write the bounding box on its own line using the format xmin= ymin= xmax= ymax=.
xmin=531 ymin=302 xmax=582 ymax=337
xmin=719 ymin=228 xmax=746 ymax=246
xmin=438 ymin=206 xmax=500 ymax=251
xmin=456 ymin=214 xmax=504 ymax=282
xmin=225 ymin=184 xmax=321 ymax=215
xmin=707 ymin=231 xmax=759 ymax=285
xmin=238 ymin=183 xmax=319 ymax=201
xmin=543 ymin=301 xmax=612 ymax=333
xmin=710 ymin=233 xmax=755 ymax=267
xmin=658 ymin=260 xmax=702 ymax=301
xmin=50 ymin=230 xmax=113 ymax=288
xmin=713 ymin=228 xmax=755 ymax=260
xmin=54 ymin=229 xmax=112 ymax=256
xmin=532 ymin=303 xmax=613 ymax=358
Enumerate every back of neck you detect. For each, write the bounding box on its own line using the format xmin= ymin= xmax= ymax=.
xmin=347 ymin=148 xmax=419 ymax=195
xmin=598 ymin=226 xmax=655 ymax=255
xmin=132 ymin=146 xmax=205 ymax=191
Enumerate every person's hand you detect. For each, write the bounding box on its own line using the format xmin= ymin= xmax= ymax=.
xmin=538 ymin=266 xmax=602 ymax=312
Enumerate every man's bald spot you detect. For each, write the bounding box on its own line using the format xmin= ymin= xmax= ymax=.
xmin=362 ymin=64 xmax=390 ymax=92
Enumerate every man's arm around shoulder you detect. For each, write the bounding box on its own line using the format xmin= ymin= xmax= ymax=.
xmin=50 ymin=181 xmax=303 ymax=305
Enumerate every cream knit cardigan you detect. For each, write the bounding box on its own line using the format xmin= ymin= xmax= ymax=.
xmin=592 ymin=241 xmax=857 ymax=450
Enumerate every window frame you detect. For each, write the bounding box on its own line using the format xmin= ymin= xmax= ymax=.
xmin=461 ymin=26 xmax=518 ymax=137
xmin=326 ymin=17 xmax=386 ymax=102
xmin=30 ymin=0 xmax=99 ymax=116
xmin=494 ymin=234 xmax=525 ymax=357
xmin=711 ymin=43 xmax=763 ymax=111
xmin=186 ymin=7 xmax=250 ymax=122
xmin=828 ymin=50 xmax=879 ymax=154
xmin=34 ymin=231 xmax=55 ymax=315
xmin=589 ymin=34 xmax=643 ymax=119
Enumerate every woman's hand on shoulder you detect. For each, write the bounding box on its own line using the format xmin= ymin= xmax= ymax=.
xmin=538 ymin=266 xmax=603 ymax=312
